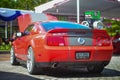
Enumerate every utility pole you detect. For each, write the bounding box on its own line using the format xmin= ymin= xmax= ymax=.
xmin=77 ymin=0 xmax=80 ymax=23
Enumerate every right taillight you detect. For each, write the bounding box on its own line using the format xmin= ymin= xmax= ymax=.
xmin=47 ymin=36 xmax=65 ymax=46
xmin=93 ymin=29 xmax=112 ymax=46
xmin=96 ymin=37 xmax=111 ymax=46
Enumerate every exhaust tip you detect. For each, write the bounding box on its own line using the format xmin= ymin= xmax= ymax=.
xmin=51 ymin=63 xmax=58 ymax=68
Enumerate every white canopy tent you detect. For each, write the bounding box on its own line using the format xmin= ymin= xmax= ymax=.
xmin=35 ymin=0 xmax=120 ymax=22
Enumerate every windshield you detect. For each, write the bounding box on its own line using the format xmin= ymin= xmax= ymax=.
xmin=41 ymin=21 xmax=90 ymax=31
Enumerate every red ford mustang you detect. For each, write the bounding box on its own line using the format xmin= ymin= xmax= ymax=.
xmin=10 ymin=21 xmax=113 ymax=74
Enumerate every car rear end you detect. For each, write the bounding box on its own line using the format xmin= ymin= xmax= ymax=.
xmin=38 ymin=28 xmax=113 ymax=69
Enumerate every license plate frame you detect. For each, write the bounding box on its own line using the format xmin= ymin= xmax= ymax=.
xmin=75 ymin=52 xmax=90 ymax=60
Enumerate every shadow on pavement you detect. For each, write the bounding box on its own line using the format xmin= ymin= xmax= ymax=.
xmin=102 ymin=68 xmax=120 ymax=77
xmin=40 ymin=67 xmax=120 ymax=78
xmin=0 ymin=71 xmax=41 ymax=80
xmin=113 ymin=54 xmax=120 ymax=56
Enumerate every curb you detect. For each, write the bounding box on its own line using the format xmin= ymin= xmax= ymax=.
xmin=0 ymin=51 xmax=10 ymax=54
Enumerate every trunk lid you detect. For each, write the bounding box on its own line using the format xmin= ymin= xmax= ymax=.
xmin=47 ymin=29 xmax=92 ymax=46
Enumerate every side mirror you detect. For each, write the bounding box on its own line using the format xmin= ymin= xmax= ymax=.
xmin=16 ymin=32 xmax=22 ymax=37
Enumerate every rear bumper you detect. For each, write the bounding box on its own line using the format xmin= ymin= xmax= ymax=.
xmin=36 ymin=61 xmax=110 ymax=68
xmin=35 ymin=46 xmax=113 ymax=64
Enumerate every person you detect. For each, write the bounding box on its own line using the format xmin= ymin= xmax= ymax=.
xmin=10 ymin=31 xmax=17 ymax=42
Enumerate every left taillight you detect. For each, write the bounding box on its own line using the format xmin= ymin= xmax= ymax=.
xmin=47 ymin=36 xmax=65 ymax=46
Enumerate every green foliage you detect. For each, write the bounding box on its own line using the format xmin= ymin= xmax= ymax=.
xmin=0 ymin=0 xmax=51 ymax=10
xmin=0 ymin=43 xmax=11 ymax=51
xmin=103 ymin=19 xmax=120 ymax=37
xmin=0 ymin=0 xmax=16 ymax=9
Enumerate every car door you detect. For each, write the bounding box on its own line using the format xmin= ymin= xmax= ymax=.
xmin=15 ymin=24 xmax=34 ymax=60
xmin=13 ymin=36 xmax=23 ymax=55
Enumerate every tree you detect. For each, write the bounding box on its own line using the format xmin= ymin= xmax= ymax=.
xmin=0 ymin=0 xmax=16 ymax=9
xmin=0 ymin=0 xmax=51 ymax=10
xmin=103 ymin=19 xmax=120 ymax=37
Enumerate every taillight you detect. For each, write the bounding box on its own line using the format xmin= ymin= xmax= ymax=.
xmin=93 ymin=29 xmax=111 ymax=46
xmin=96 ymin=37 xmax=111 ymax=46
xmin=47 ymin=36 xmax=65 ymax=46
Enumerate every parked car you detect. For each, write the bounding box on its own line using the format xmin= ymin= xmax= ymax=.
xmin=10 ymin=21 xmax=113 ymax=74
xmin=112 ymin=33 xmax=120 ymax=54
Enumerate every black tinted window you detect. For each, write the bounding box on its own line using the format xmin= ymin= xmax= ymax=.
xmin=24 ymin=24 xmax=34 ymax=35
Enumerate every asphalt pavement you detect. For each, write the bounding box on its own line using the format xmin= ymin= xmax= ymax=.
xmin=0 ymin=53 xmax=120 ymax=80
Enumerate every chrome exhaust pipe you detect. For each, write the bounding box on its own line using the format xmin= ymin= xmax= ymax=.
xmin=51 ymin=63 xmax=58 ymax=68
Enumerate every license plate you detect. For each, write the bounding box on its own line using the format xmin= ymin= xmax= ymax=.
xmin=75 ymin=52 xmax=90 ymax=60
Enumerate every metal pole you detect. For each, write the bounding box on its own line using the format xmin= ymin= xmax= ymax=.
xmin=5 ymin=22 xmax=8 ymax=39
xmin=77 ymin=0 xmax=80 ymax=23
xmin=10 ymin=21 xmax=13 ymax=37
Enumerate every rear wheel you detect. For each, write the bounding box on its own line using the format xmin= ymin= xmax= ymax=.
xmin=87 ymin=65 xmax=104 ymax=73
xmin=27 ymin=47 xmax=41 ymax=74
xmin=10 ymin=46 xmax=19 ymax=65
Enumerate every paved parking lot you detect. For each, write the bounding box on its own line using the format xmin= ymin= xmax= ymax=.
xmin=0 ymin=53 xmax=120 ymax=80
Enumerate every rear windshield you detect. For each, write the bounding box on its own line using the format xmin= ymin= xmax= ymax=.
xmin=41 ymin=21 xmax=90 ymax=31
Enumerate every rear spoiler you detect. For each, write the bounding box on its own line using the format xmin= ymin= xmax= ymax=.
xmin=47 ymin=28 xmax=92 ymax=33
xmin=47 ymin=29 xmax=110 ymax=37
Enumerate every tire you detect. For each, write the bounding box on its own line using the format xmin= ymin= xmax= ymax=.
xmin=10 ymin=46 xmax=19 ymax=65
xmin=27 ymin=47 xmax=40 ymax=74
xmin=87 ymin=65 xmax=104 ymax=73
